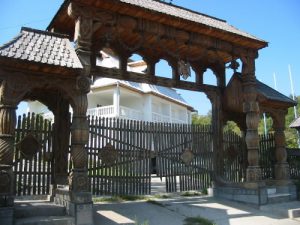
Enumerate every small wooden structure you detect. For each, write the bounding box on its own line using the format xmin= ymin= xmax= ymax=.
xmin=0 ymin=0 xmax=297 ymax=224
xmin=290 ymin=117 xmax=300 ymax=131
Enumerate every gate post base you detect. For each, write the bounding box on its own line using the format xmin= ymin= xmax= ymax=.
xmin=54 ymin=187 xmax=94 ymax=225
xmin=0 ymin=207 xmax=13 ymax=225
xmin=0 ymin=165 xmax=14 ymax=225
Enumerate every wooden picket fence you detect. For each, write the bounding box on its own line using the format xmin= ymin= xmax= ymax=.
xmin=153 ymin=123 xmax=213 ymax=192
xmin=13 ymin=113 xmax=300 ymax=196
xmin=223 ymin=131 xmax=247 ymax=182
xmin=259 ymin=133 xmax=276 ymax=179
xmin=14 ymin=113 xmax=53 ymax=196
xmin=87 ymin=117 xmax=152 ymax=195
xmin=287 ymin=148 xmax=300 ymax=179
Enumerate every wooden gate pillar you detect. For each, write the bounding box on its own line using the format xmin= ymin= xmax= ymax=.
xmin=52 ymin=98 xmax=71 ymax=186
xmin=0 ymin=104 xmax=16 ymax=208
xmin=68 ymin=2 xmax=93 ymax=77
xmin=241 ymin=55 xmax=262 ymax=182
xmin=273 ymin=110 xmax=290 ymax=180
xmin=207 ymin=90 xmax=223 ymax=178
xmin=0 ymin=79 xmax=18 ymax=211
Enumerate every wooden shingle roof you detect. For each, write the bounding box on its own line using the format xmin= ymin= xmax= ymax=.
xmin=47 ymin=0 xmax=267 ymax=50
xmin=290 ymin=117 xmax=300 ymax=129
xmin=0 ymin=27 xmax=82 ymax=69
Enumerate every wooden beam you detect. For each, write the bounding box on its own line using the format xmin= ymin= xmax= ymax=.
xmin=91 ymin=66 xmax=219 ymax=93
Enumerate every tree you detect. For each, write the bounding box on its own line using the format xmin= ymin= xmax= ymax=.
xmin=285 ymin=95 xmax=300 ymax=148
xmin=192 ymin=113 xmax=211 ymax=125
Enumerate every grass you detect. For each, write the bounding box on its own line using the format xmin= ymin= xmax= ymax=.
xmin=181 ymin=191 xmax=203 ymax=197
xmin=183 ymin=216 xmax=216 ymax=225
xmin=93 ymin=193 xmax=173 ymax=203
xmin=135 ymin=218 xmax=149 ymax=225
xmin=93 ymin=195 xmax=147 ymax=203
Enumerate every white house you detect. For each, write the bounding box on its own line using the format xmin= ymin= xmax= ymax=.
xmin=27 ymin=51 xmax=195 ymax=124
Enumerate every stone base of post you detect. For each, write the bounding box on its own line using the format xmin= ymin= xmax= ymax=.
xmin=54 ymin=169 xmax=94 ymax=225
xmin=0 ymin=165 xmax=14 ymax=225
xmin=274 ymin=163 xmax=290 ymax=181
xmin=246 ymin=166 xmax=262 ymax=182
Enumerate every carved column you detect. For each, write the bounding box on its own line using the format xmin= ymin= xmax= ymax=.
xmin=206 ymin=90 xmax=223 ymax=178
xmin=52 ymin=97 xmax=71 ymax=186
xmin=241 ymin=54 xmax=262 ymax=182
xmin=143 ymin=56 xmax=159 ymax=83
xmin=0 ymin=104 xmax=17 ymax=207
xmin=273 ymin=110 xmax=290 ymax=180
xmin=190 ymin=62 xmax=206 ymax=85
xmin=69 ymin=77 xmax=91 ymax=195
xmin=68 ymin=2 xmax=93 ymax=76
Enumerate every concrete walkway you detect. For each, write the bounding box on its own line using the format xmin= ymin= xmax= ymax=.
xmin=93 ymin=196 xmax=300 ymax=225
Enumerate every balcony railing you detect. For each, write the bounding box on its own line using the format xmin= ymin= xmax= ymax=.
xmin=87 ymin=105 xmax=143 ymax=121
xmin=87 ymin=105 xmax=115 ymax=117
xmin=42 ymin=106 xmax=188 ymax=124
xmin=120 ymin=106 xmax=143 ymax=120
xmin=152 ymin=112 xmax=187 ymax=124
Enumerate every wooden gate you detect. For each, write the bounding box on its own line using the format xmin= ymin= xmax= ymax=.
xmin=154 ymin=123 xmax=214 ymax=192
xmin=223 ymin=131 xmax=247 ymax=182
xmin=87 ymin=117 xmax=152 ymax=195
xmin=14 ymin=113 xmax=53 ymax=196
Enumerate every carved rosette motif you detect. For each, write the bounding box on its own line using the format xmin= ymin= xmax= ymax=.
xmin=180 ymin=148 xmax=194 ymax=165
xmin=76 ymin=76 xmax=91 ymax=93
xmin=246 ymin=166 xmax=262 ymax=182
xmin=17 ymin=134 xmax=41 ymax=160
xmin=68 ymin=170 xmax=89 ymax=192
xmin=99 ymin=143 xmax=119 ymax=166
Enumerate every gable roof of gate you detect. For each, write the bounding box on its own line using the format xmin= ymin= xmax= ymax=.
xmin=0 ymin=27 xmax=83 ymax=71
xmin=224 ymin=73 xmax=296 ymax=113
xmin=47 ymin=0 xmax=267 ymax=50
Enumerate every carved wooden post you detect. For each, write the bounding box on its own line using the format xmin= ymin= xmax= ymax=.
xmin=241 ymin=54 xmax=262 ymax=182
xmin=68 ymin=2 xmax=93 ymax=77
xmin=206 ymin=90 xmax=223 ymax=178
xmin=0 ymin=104 xmax=16 ymax=207
xmin=52 ymin=98 xmax=71 ymax=186
xmin=190 ymin=62 xmax=206 ymax=85
xmin=143 ymin=56 xmax=159 ymax=83
xmin=273 ymin=110 xmax=290 ymax=180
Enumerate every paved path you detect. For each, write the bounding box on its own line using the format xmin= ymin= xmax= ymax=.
xmin=93 ymin=196 xmax=300 ymax=225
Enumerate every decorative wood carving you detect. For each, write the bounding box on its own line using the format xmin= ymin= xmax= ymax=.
xmin=180 ymin=148 xmax=194 ymax=165
xmin=178 ymin=60 xmax=191 ymax=80
xmin=241 ymin=54 xmax=262 ymax=182
xmin=92 ymin=66 xmax=218 ymax=93
xmin=17 ymin=133 xmax=41 ymax=160
xmin=99 ymin=143 xmax=119 ymax=166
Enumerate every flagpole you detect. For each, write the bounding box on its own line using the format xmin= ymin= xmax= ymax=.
xmin=288 ymin=64 xmax=300 ymax=147
xmin=273 ymin=72 xmax=277 ymax=90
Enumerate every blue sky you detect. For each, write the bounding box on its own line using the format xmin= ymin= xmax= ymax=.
xmin=1 ymin=0 xmax=300 ymax=115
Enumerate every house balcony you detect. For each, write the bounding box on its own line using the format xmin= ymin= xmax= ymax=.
xmin=152 ymin=112 xmax=187 ymax=124
xmin=87 ymin=105 xmax=143 ymax=121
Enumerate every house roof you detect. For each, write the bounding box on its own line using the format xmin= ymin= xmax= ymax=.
xmin=92 ymin=78 xmax=193 ymax=110
xmin=0 ymin=27 xmax=82 ymax=69
xmin=290 ymin=117 xmax=300 ymax=129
